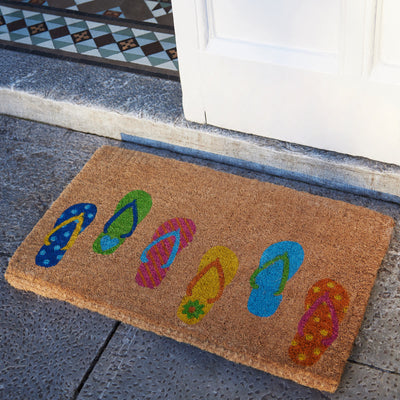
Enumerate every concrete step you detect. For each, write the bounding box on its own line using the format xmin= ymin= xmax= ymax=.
xmin=2 ymin=47 xmax=400 ymax=202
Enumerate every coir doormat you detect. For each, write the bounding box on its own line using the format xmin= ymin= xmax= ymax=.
xmin=5 ymin=146 xmax=394 ymax=392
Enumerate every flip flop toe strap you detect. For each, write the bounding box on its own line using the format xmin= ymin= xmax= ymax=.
xmin=104 ymin=199 xmax=138 ymax=238
xmin=250 ymin=252 xmax=290 ymax=295
xmin=186 ymin=258 xmax=225 ymax=304
xmin=140 ymin=229 xmax=181 ymax=269
xmin=298 ymin=291 xmax=339 ymax=347
xmin=44 ymin=212 xmax=84 ymax=250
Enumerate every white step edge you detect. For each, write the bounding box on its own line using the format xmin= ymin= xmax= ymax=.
xmin=2 ymin=87 xmax=400 ymax=202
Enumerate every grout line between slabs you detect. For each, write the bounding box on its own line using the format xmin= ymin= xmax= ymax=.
xmin=71 ymin=320 xmax=121 ymax=400
xmin=347 ymin=359 xmax=400 ymax=376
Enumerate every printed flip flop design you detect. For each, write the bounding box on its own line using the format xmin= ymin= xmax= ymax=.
xmin=177 ymin=246 xmax=239 ymax=325
xmin=288 ymin=279 xmax=350 ymax=366
xmin=93 ymin=190 xmax=152 ymax=255
xmin=35 ymin=203 xmax=97 ymax=267
xmin=135 ymin=217 xmax=196 ymax=289
xmin=247 ymin=241 xmax=304 ymax=317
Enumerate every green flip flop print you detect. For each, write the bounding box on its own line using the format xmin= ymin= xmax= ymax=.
xmin=93 ymin=190 xmax=152 ymax=255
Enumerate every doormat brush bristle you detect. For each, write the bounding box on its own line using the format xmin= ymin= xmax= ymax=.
xmin=5 ymin=146 xmax=394 ymax=393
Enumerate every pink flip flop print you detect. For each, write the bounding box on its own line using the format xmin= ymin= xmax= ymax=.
xmin=135 ymin=218 xmax=196 ymax=288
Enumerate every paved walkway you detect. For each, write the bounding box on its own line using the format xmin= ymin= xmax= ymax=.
xmin=1 ymin=114 xmax=400 ymax=399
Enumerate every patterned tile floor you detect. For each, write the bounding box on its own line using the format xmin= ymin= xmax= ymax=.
xmin=0 ymin=0 xmax=178 ymax=79
xmin=12 ymin=0 xmax=174 ymax=26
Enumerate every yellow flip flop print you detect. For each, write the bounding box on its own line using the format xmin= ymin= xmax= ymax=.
xmin=177 ymin=246 xmax=239 ymax=325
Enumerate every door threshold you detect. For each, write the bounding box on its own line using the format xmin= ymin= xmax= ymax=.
xmin=1 ymin=48 xmax=400 ymax=202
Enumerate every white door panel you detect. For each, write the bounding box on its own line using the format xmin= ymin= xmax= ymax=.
xmin=172 ymin=0 xmax=400 ymax=165
xmin=203 ymin=60 xmax=400 ymax=161
xmin=379 ymin=0 xmax=400 ymax=65
xmin=371 ymin=0 xmax=400 ymax=85
xmin=210 ymin=0 xmax=340 ymax=54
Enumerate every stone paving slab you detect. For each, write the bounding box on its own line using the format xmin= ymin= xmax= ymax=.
xmin=0 ymin=116 xmax=117 ymax=399
xmin=0 ymin=115 xmax=110 ymax=256
xmin=350 ymin=248 xmax=400 ymax=373
xmin=0 ymin=254 xmax=117 ymax=400
xmin=330 ymin=363 xmax=400 ymax=400
xmin=76 ymin=324 xmax=326 ymax=400
xmin=2 ymin=114 xmax=400 ymax=398
xmin=77 ymin=325 xmax=400 ymax=400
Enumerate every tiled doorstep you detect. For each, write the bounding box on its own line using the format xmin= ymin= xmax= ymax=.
xmin=2 ymin=48 xmax=400 ymax=202
xmin=0 ymin=3 xmax=178 ymax=77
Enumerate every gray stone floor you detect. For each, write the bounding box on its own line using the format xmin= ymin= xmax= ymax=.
xmin=1 ymin=114 xmax=400 ymax=399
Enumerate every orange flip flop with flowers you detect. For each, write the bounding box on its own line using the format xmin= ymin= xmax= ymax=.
xmin=288 ymin=278 xmax=350 ymax=366
xmin=177 ymin=246 xmax=239 ymax=325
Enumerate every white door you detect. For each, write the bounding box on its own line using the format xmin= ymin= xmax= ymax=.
xmin=172 ymin=0 xmax=400 ymax=165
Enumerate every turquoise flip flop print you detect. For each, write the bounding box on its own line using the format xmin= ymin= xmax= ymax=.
xmin=35 ymin=203 xmax=97 ymax=267
xmin=93 ymin=190 xmax=152 ymax=255
xmin=247 ymin=241 xmax=304 ymax=317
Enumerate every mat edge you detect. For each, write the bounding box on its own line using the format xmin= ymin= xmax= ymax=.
xmin=97 ymin=146 xmax=397 ymax=226
xmin=4 ymin=269 xmax=339 ymax=393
